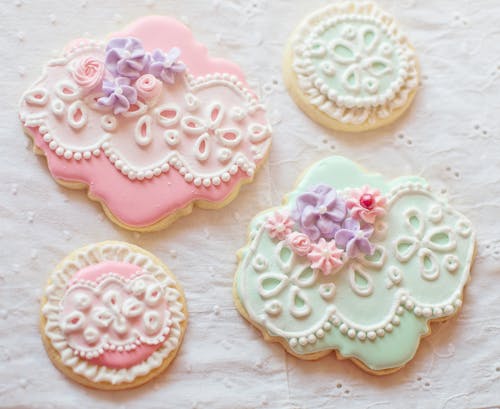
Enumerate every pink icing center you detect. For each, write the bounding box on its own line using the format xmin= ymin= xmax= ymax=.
xmin=65 ymin=261 xmax=167 ymax=369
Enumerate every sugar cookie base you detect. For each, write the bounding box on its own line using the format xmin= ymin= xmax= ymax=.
xmin=39 ymin=241 xmax=188 ymax=390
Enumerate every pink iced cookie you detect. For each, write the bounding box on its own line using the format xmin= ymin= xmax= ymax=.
xmin=19 ymin=17 xmax=272 ymax=231
xmin=40 ymin=241 xmax=187 ymax=390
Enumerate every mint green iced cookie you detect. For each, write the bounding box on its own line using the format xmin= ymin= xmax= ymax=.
xmin=234 ymin=156 xmax=475 ymax=373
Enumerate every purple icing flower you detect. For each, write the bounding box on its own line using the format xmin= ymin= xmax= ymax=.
xmin=292 ymin=185 xmax=347 ymax=241
xmin=97 ymin=77 xmax=137 ymax=115
xmin=334 ymin=218 xmax=375 ymax=258
xmin=105 ymin=37 xmax=148 ymax=79
xmin=148 ymin=47 xmax=186 ymax=84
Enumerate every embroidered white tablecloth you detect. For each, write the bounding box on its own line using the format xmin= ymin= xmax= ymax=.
xmin=1 ymin=0 xmax=499 ymax=408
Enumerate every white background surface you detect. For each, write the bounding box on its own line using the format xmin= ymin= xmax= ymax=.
xmin=1 ymin=0 xmax=500 ymax=408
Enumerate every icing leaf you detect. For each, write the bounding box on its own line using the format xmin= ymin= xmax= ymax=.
xmin=144 ymin=283 xmax=163 ymax=307
xmin=55 ymin=80 xmax=81 ymax=102
xmin=134 ymin=115 xmax=153 ymax=147
xmin=293 ymin=266 xmax=317 ymax=288
xmin=122 ymin=100 xmax=148 ymax=118
xmin=342 ymin=65 xmax=361 ymax=92
xmin=394 ymin=236 xmax=419 ymax=262
xmin=248 ymin=123 xmax=270 ymax=143
xmin=61 ymin=311 xmax=85 ymax=333
xmin=155 ymin=104 xmax=181 ymax=128
xmin=404 ymin=209 xmax=425 ymax=238
xmin=208 ymin=102 xmax=224 ymax=130
xmin=359 ymin=26 xmax=380 ymax=53
xmin=366 ymin=58 xmax=393 ymax=77
xmin=121 ymin=297 xmax=145 ymax=318
xmin=24 ymin=87 xmax=49 ymax=106
xmin=289 ymin=286 xmax=312 ymax=318
xmin=143 ymin=311 xmax=162 ymax=335
xmin=91 ymin=307 xmax=114 ymax=328
xmin=216 ymin=128 xmax=242 ymax=148
xmin=67 ymin=101 xmax=88 ymax=130
xmin=309 ymin=40 xmax=327 ymax=58
xmin=424 ymin=227 xmax=457 ymax=252
xmin=419 ymin=248 xmax=440 ymax=281
xmin=258 ymin=272 xmax=289 ymax=298
xmin=359 ymin=244 xmax=386 ymax=270
xmin=329 ymin=40 xmax=356 ymax=64
xmin=194 ymin=133 xmax=211 ymax=162
xmin=181 ymin=115 xmax=206 ymax=136
xmin=275 ymin=241 xmax=295 ymax=274
xmin=348 ymin=265 xmax=374 ymax=297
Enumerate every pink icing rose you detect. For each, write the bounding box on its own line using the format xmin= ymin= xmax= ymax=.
xmin=287 ymin=232 xmax=312 ymax=256
xmin=265 ymin=211 xmax=295 ymax=241
xmin=346 ymin=186 xmax=387 ymax=224
xmin=135 ymin=74 xmax=162 ymax=103
xmin=72 ymin=57 xmax=105 ymax=91
xmin=307 ymin=238 xmax=344 ymax=276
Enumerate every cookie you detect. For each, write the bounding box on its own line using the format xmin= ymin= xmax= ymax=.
xmin=234 ymin=156 xmax=475 ymax=374
xmin=40 ymin=241 xmax=187 ymax=389
xmin=19 ymin=17 xmax=271 ymax=231
xmin=283 ymin=1 xmax=419 ymax=132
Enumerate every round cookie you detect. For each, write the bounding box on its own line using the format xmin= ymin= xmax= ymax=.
xmin=19 ymin=16 xmax=272 ymax=231
xmin=233 ymin=156 xmax=476 ymax=374
xmin=40 ymin=241 xmax=187 ymax=389
xmin=283 ymin=1 xmax=419 ymax=132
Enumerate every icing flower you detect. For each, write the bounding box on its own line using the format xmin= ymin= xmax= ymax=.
xmin=105 ymin=37 xmax=148 ymax=79
xmin=72 ymin=57 xmax=105 ymax=91
xmin=135 ymin=74 xmax=162 ymax=103
xmin=346 ymin=186 xmax=386 ymax=224
xmin=98 ymin=77 xmax=137 ymax=115
xmin=293 ymin=185 xmax=347 ymax=241
xmin=287 ymin=232 xmax=312 ymax=257
xmin=334 ymin=218 xmax=374 ymax=258
xmin=265 ymin=211 xmax=295 ymax=241
xmin=148 ymin=47 xmax=186 ymax=84
xmin=307 ymin=238 xmax=344 ymax=276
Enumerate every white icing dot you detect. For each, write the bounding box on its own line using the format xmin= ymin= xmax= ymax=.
xmin=347 ymin=329 xmax=356 ymax=339
xmin=298 ymin=336 xmax=307 ymax=346
xmin=357 ymin=331 xmax=366 ymax=341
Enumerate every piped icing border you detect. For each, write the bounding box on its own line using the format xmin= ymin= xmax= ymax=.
xmin=291 ymin=1 xmax=418 ymax=125
xmin=42 ymin=242 xmax=185 ymax=385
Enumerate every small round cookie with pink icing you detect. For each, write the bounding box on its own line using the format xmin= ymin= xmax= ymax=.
xmin=40 ymin=241 xmax=187 ymax=390
xmin=19 ymin=17 xmax=272 ymax=231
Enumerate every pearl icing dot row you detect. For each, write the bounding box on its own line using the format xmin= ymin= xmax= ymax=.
xmin=287 ymin=294 xmax=463 ymax=348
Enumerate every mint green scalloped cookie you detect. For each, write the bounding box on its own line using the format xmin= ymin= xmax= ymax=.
xmin=234 ymin=156 xmax=475 ymax=373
